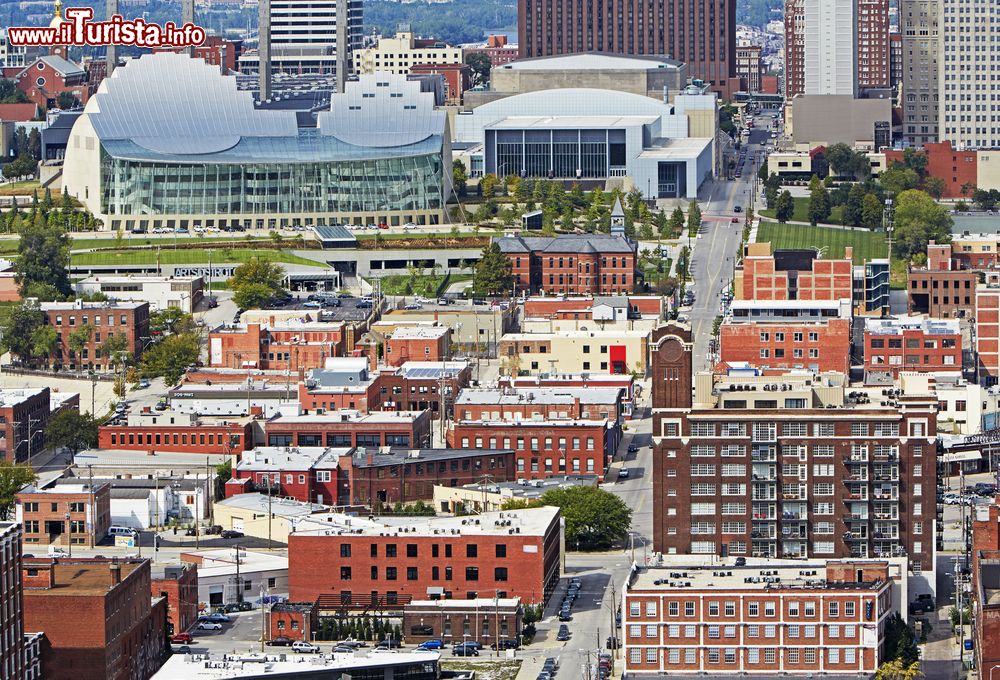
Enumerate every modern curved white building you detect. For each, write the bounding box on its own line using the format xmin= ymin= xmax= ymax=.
xmin=63 ymin=53 xmax=452 ymax=231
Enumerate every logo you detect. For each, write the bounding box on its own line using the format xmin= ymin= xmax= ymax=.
xmin=7 ymin=8 xmax=206 ymax=48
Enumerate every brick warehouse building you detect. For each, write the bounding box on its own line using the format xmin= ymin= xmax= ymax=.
xmin=908 ymin=246 xmax=978 ymax=319
xmin=384 ymin=326 xmax=452 ymax=367
xmin=268 ymin=602 xmax=319 ymax=642
xmin=735 ymin=244 xmax=853 ymax=302
xmin=288 ymin=507 xmax=562 ymax=609
xmin=40 ymin=300 xmax=150 ymax=371
xmin=17 ymin=481 xmax=112 ymax=549
xmin=22 ymin=557 xmax=167 ymax=680
xmin=621 ymin=559 xmax=900 ymax=676
xmin=978 ymin=273 xmax=1000 ymax=385
xmin=650 ymin=324 xmax=938 ymax=572
xmin=972 ymin=504 xmax=1000 ymax=677
xmin=863 ymin=317 xmax=962 ymax=378
xmin=0 ymin=523 xmax=24 ymax=680
xmin=495 ymin=234 xmax=639 ymax=296
xmin=98 ymin=412 xmax=253 ymax=455
xmin=0 ymin=387 xmax=50 ymax=464
xmin=403 ymin=597 xmax=523 ymax=646
xmin=718 ymin=316 xmax=852 ymax=374
xmin=263 ymin=410 xmax=433 ymax=449
xmin=208 ymin=321 xmax=347 ymax=370
xmin=151 ymin=564 xmax=199 ymax=637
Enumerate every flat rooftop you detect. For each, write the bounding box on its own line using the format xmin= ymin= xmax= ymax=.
xmin=454 ymin=418 xmax=610 ymax=427
xmin=395 ymin=360 xmax=470 ymax=379
xmin=452 ymin=474 xmax=599 ymax=498
xmin=154 ymin=651 xmax=442 ymax=679
xmin=79 ymin=275 xmax=201 ymax=284
xmin=180 ymin=548 xmax=287 ymax=577
xmin=292 ymin=505 xmax=559 ymax=538
xmin=73 ymin=448 xmax=231 ymax=470
xmin=0 ymin=388 xmax=47 ymax=406
xmin=349 ymin=447 xmax=514 ymax=467
xmin=455 ymin=387 xmax=622 ymax=406
xmin=238 ymin=446 xmax=351 ymax=471
xmin=21 ymin=558 xmax=144 ymax=595
xmin=215 ymin=493 xmax=328 ymax=517
xmin=487 ymin=115 xmax=658 ymax=129
xmin=638 ymin=136 xmax=714 ymax=160
xmin=389 ymin=325 xmax=450 ymax=339
xmin=39 ymin=300 xmax=146 ymax=310
xmin=629 ymin=562 xmax=892 ymax=593
xmin=266 ymin=410 xmax=425 ymax=425
xmin=501 ymin=329 xmax=648 ymax=340
xmin=865 ymin=316 xmax=960 ymax=335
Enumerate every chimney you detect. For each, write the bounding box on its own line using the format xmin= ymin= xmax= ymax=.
xmin=110 ymin=561 xmax=122 ymax=586
xmin=258 ymin=0 xmax=272 ymax=101
xmin=573 ymin=397 xmax=581 ymax=417
xmin=106 ymin=0 xmax=119 ymax=74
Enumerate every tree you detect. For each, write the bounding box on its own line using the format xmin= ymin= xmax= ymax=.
xmin=875 ymin=658 xmax=923 ymax=680
xmin=45 ymin=409 xmax=99 ymax=453
xmin=228 ymin=257 xmax=286 ymax=310
xmin=775 ymin=190 xmax=794 ymax=223
xmin=30 ymin=325 xmax=58 ymax=369
xmin=538 ymin=486 xmax=632 ymax=551
xmin=861 ymin=193 xmax=884 ymax=230
xmin=686 ymin=200 xmax=702 ymax=236
xmin=825 ymin=143 xmax=871 ymax=181
xmin=452 ymin=159 xmax=467 ymax=197
xmin=465 ymin=52 xmax=492 ymax=87
xmin=764 ymin=173 xmax=781 ymax=209
xmin=972 ymin=188 xmax=1000 ymax=211
xmin=0 ymin=461 xmax=37 ymax=520
xmin=27 ymin=129 xmax=41 ymax=161
xmin=880 ymin=163 xmax=921 ymax=196
xmin=67 ymin=324 xmax=94 ymax=362
xmin=0 ymin=79 xmax=28 ymax=104
xmin=0 ymin=301 xmax=45 ymax=365
xmin=902 ymin=147 xmax=928 ymax=178
xmin=56 ymin=92 xmax=79 ymax=110
xmin=2 ymin=157 xmax=36 ymax=180
xmin=149 ymin=307 xmax=196 ymax=336
xmin=14 ymin=216 xmax=71 ymax=298
xmin=807 ymin=175 xmax=831 ymax=225
xmin=842 ymin=183 xmax=866 ymax=227
xmin=480 ymin=173 xmax=498 ymax=200
xmin=654 ymin=210 xmax=668 ymax=238
xmin=638 ymin=221 xmax=654 ymax=240
xmin=923 ymin=176 xmax=946 ymax=200
xmin=892 ymin=189 xmax=953 ymax=259
xmin=668 ymin=206 xmax=685 ymax=235
xmin=140 ymin=332 xmax=201 ymax=386
xmin=960 ymin=182 xmax=977 ymax=198
xmin=101 ymin=333 xmax=131 ymax=368
xmin=472 ymin=242 xmax=514 ymax=296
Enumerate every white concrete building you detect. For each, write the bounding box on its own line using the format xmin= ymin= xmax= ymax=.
xmin=181 ymin=547 xmax=289 ymax=607
xmin=803 ymin=0 xmax=858 ymax=96
xmin=354 ymin=31 xmax=462 ymax=75
xmin=74 ymin=275 xmax=204 ymax=313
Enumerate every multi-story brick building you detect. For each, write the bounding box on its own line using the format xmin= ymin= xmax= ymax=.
xmin=463 ymin=35 xmax=519 ymax=67
xmin=40 ymin=300 xmax=150 ymax=371
xmin=856 ymin=0 xmax=891 ymax=89
xmin=22 ymin=557 xmax=167 ymax=680
xmin=288 ymin=507 xmax=562 ymax=608
xmin=621 ymin=559 xmax=900 ymax=676
xmin=499 ymin=329 xmax=650 ymax=375
xmin=0 ymin=387 xmax=50 ymax=463
xmin=384 ymin=326 xmax=451 ymax=367
xmin=736 ymin=45 xmax=765 ymax=92
xmin=496 ymin=234 xmax=638 ymax=295
xmin=498 ymin=373 xmax=638 ymax=417
xmin=455 ymin=387 xmax=624 ymax=425
xmin=949 ymin=233 xmax=1000 ymax=271
xmin=268 ymin=602 xmax=319 ymax=642
xmin=650 ymin=325 xmax=938 ymax=572
xmin=863 ymin=317 xmax=961 ymax=378
xmin=907 ymin=241 xmax=978 ymax=319
xmin=718 ymin=315 xmax=852 ymax=374
xmin=372 ymin=361 xmax=472 ymax=414
xmin=208 ymin=321 xmax=347 ymax=370
xmin=263 ymin=410 xmax=433 ymax=450
xmin=972 ymin=504 xmax=1000 ymax=677
xmin=98 ymin=411 xmax=253 ymax=455
xmin=16 ymin=482 xmax=112 ymax=549
xmin=977 ymin=273 xmax=1000 ymax=385
xmin=403 ymin=597 xmax=523 ymax=646
xmin=736 ymin=244 xmax=854 ymax=302
xmin=0 ymin=522 xmax=24 ymax=680
xmin=151 ymin=563 xmax=198 ymax=637
xmin=885 ymin=142 xmax=975 ymax=199
xmin=784 ymin=0 xmax=805 ymax=97
xmin=448 ymin=419 xmax=615 ymax=479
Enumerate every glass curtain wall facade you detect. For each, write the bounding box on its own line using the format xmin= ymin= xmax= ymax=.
xmin=487 ymin=128 xmax=627 ymax=178
xmin=100 ymin=151 xmax=444 ymax=217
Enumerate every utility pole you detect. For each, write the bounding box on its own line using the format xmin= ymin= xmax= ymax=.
xmin=235 ymin=544 xmax=243 ymax=604
xmin=494 ymin=589 xmax=501 ymax=659
xmin=88 ymin=465 xmax=95 ymax=548
xmin=260 ymin=584 xmax=267 ymax=651
xmin=195 ymin=472 xmax=201 ymax=550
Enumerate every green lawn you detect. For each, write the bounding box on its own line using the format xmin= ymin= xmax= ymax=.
xmin=0 ymin=180 xmax=41 ymax=196
xmin=755 ymin=222 xmax=888 ymax=264
xmin=759 ymin=196 xmax=844 ymax=225
xmin=71 ymin=248 xmax=327 ymax=268
xmin=377 ymin=274 xmax=448 ymax=297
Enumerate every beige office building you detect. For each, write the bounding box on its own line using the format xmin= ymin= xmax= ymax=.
xmin=354 ymin=31 xmax=462 ymax=75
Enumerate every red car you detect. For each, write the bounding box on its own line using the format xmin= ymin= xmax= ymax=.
xmin=171 ymin=633 xmax=193 ymax=644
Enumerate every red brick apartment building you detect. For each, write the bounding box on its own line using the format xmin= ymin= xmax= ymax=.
xmin=264 ymin=411 xmax=432 ymax=449
xmin=0 ymin=523 xmax=24 ymax=680
xmin=384 ymin=326 xmax=451 ymax=367
xmin=0 ymin=387 xmax=50 ymax=463
xmin=736 ymin=243 xmax=853 ymax=302
xmin=977 ymin=273 xmax=1000 ymax=385
xmin=621 ymin=560 xmax=898 ymax=676
xmin=98 ymin=412 xmax=253 ymax=455
xmin=498 ymin=373 xmax=637 ymax=417
xmin=403 ymin=597 xmax=523 ymax=646
xmin=718 ymin=317 xmax=852 ymax=374
xmin=856 ymin=0 xmax=890 ymax=89
xmin=40 ymin=300 xmax=150 ymax=371
xmin=288 ymin=506 xmax=562 ymax=608
xmin=885 ymin=142 xmax=976 ymax=199
xmin=151 ymin=564 xmax=198 ymax=637
xmin=495 ymin=235 xmax=638 ymax=295
xmin=465 ymin=35 xmax=519 ymax=67
xmin=455 ymin=387 xmax=624 ymax=424
xmin=17 ymin=482 xmax=111 ymax=548
xmin=908 ymin=241 xmax=978 ymax=318
xmin=650 ymin=325 xmax=938 ymax=571
xmin=449 ymin=419 xmax=615 ymax=479
xmin=863 ymin=317 xmax=961 ymax=378
xmin=972 ymin=504 xmax=1000 ymax=676
xmin=229 ymin=445 xmax=517 ymax=507
xmin=208 ymin=321 xmax=347 ymax=370
xmin=22 ymin=557 xmax=167 ymax=680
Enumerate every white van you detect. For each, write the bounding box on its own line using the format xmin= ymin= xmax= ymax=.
xmin=47 ymin=546 xmax=69 ymax=557
xmin=108 ymin=526 xmax=138 ymax=537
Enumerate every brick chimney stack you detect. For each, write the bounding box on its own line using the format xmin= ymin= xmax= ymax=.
xmin=110 ymin=561 xmax=122 ymax=586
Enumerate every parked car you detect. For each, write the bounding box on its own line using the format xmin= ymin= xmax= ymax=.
xmin=171 ymin=633 xmax=193 ymax=644
xmin=417 ymin=639 xmax=445 ymax=650
xmin=292 ymin=641 xmax=321 ymax=654
xmin=174 ymin=645 xmax=192 ymax=654
xmin=332 ymin=645 xmax=356 ymax=653
xmin=556 ymin=628 xmax=571 ymax=641
xmin=267 ymin=636 xmax=294 ymax=647
xmin=975 ymin=483 xmax=998 ymax=497
xmin=617 ymin=469 xmax=630 ymax=480
xmin=491 ymin=638 xmax=520 ymax=650
xmin=202 ymin=613 xmax=230 ymax=623
xmin=221 ymin=530 xmax=244 ymax=539
xmin=137 ymin=379 xmax=151 ymax=389
xmin=197 ymin=622 xmax=222 ymax=631
xmin=375 ymin=639 xmax=401 ymax=649
xmin=627 ymin=443 xmax=639 ymax=453
xmin=942 ymin=493 xmax=961 ymax=505
xmin=404 ymin=303 xmax=422 ymax=310
xmin=336 ymin=639 xmax=366 ymax=649
xmin=453 ymin=642 xmax=480 ymax=656
xmin=47 ymin=547 xmax=70 ymax=558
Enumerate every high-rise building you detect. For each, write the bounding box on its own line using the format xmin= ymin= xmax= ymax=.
xmin=0 ymin=523 xmax=24 ymax=680
xmin=856 ymin=0 xmax=890 ymax=89
xmin=889 ymin=30 xmax=902 ymax=91
xmin=900 ymin=0 xmax=939 ymax=146
xmin=938 ymin=0 xmax=999 ymax=148
xmin=803 ymin=0 xmax=857 ymax=95
xmin=251 ymin=0 xmax=364 ymax=75
xmin=516 ymin=0 xmax=739 ymax=97
xmin=783 ymin=0 xmax=806 ymax=97
xmin=736 ymin=45 xmax=765 ymax=93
